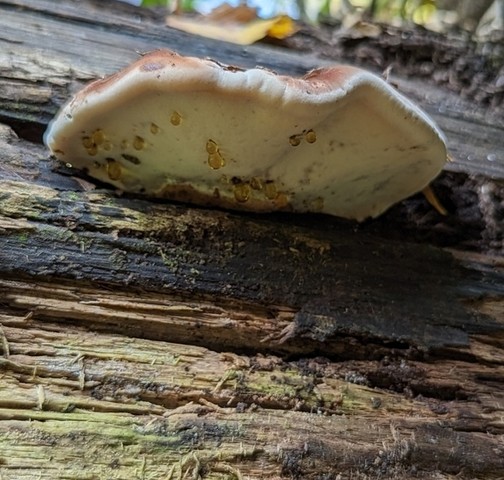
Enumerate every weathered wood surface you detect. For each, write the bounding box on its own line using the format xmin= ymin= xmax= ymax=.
xmin=1 ymin=125 xmax=503 ymax=354
xmin=1 ymin=306 xmax=503 ymax=479
xmin=0 ymin=1 xmax=503 ymax=479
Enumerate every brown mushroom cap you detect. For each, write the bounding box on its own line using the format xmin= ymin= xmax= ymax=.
xmin=44 ymin=49 xmax=447 ymax=220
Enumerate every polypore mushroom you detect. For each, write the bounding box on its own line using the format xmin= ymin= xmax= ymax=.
xmin=44 ymin=49 xmax=447 ymax=221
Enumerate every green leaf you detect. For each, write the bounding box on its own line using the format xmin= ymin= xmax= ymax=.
xmin=141 ymin=0 xmax=170 ymax=7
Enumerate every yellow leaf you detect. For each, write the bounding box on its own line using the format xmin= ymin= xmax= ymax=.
xmin=166 ymin=4 xmax=297 ymax=46
xmin=206 ymin=3 xmax=257 ymax=23
xmin=267 ymin=15 xmax=297 ymax=40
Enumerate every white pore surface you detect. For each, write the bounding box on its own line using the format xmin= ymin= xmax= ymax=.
xmin=45 ymin=54 xmax=447 ymax=220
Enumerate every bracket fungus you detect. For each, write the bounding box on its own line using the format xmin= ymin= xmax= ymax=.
xmin=45 ymin=49 xmax=447 ymax=221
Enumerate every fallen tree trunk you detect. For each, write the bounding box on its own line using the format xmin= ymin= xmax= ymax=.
xmin=0 ymin=1 xmax=503 ymax=479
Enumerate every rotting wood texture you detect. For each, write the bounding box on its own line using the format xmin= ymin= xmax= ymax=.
xmin=0 ymin=0 xmax=503 ymax=479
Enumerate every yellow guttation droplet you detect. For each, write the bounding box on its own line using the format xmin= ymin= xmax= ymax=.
xmin=82 ymin=136 xmax=93 ymax=149
xmin=289 ymin=135 xmax=301 ymax=147
xmin=233 ymin=183 xmax=251 ymax=203
xmin=206 ymin=139 xmax=218 ymax=154
xmin=150 ymin=123 xmax=160 ymax=134
xmin=250 ymin=177 xmax=263 ymax=191
xmin=208 ymin=151 xmax=225 ymax=170
xmin=274 ymin=192 xmax=289 ymax=208
xmin=92 ymin=129 xmax=105 ymax=146
xmin=170 ymin=111 xmax=182 ymax=126
xmin=206 ymin=139 xmax=225 ymax=169
xmin=107 ymin=159 xmax=122 ymax=181
xmin=133 ymin=136 xmax=145 ymax=150
xmin=83 ymin=131 xmax=110 ymax=155
xmin=305 ymin=130 xmax=317 ymax=144
xmin=87 ymin=145 xmax=98 ymax=156
xmin=263 ymin=181 xmax=278 ymax=200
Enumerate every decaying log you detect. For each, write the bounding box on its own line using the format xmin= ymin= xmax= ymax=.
xmin=0 ymin=0 xmax=503 ymax=479
xmin=0 ymin=307 xmax=503 ymax=479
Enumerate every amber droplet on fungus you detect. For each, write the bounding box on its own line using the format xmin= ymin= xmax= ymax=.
xmin=170 ymin=111 xmax=182 ymax=126
xmin=233 ymin=183 xmax=250 ymax=203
